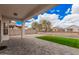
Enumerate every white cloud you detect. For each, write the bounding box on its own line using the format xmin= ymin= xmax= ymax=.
xmin=53 ymin=4 xmax=79 ymax=29
xmin=54 ymin=14 xmax=79 ymax=29
xmin=65 ymin=8 xmax=71 ymax=14
xmin=25 ymin=13 xmax=60 ymax=28
xmin=25 ymin=18 xmax=35 ymax=28
xmin=38 ymin=5 xmax=79 ymax=29
xmin=25 ymin=4 xmax=79 ymax=29
xmin=46 ymin=14 xmax=60 ymax=27
xmin=37 ymin=13 xmax=60 ymax=28
xmin=71 ymin=4 xmax=79 ymax=14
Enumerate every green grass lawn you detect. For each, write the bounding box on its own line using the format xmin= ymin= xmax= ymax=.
xmin=36 ymin=35 xmax=79 ymax=48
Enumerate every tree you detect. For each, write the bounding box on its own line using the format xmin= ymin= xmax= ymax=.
xmin=47 ymin=21 xmax=52 ymax=32
xmin=40 ymin=20 xmax=51 ymax=32
xmin=32 ymin=21 xmax=39 ymax=32
xmin=38 ymin=24 xmax=42 ymax=32
xmin=31 ymin=20 xmax=52 ymax=32
xmin=41 ymin=20 xmax=48 ymax=32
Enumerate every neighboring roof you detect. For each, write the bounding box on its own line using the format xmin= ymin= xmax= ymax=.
xmin=66 ymin=25 xmax=79 ymax=29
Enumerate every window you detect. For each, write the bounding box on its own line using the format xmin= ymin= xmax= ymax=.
xmin=3 ymin=23 xmax=8 ymax=35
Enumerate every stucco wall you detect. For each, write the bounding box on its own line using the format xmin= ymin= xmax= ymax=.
xmin=0 ymin=16 xmax=9 ymax=42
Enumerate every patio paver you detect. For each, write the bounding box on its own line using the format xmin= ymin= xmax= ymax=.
xmin=0 ymin=35 xmax=79 ymax=55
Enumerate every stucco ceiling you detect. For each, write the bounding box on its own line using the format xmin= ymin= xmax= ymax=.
xmin=0 ymin=4 xmax=58 ymax=20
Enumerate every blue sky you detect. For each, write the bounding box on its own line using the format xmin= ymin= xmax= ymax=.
xmin=46 ymin=4 xmax=72 ymax=20
xmin=33 ymin=4 xmax=72 ymax=20
xmin=16 ymin=21 xmax=23 ymax=26
xmin=16 ymin=4 xmax=72 ymax=26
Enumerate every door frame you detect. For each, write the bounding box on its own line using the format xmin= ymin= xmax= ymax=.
xmin=0 ymin=20 xmax=1 ymax=42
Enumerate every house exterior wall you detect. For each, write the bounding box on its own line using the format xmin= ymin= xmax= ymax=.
xmin=52 ymin=27 xmax=65 ymax=32
xmin=65 ymin=27 xmax=79 ymax=33
xmin=65 ymin=28 xmax=73 ymax=32
xmin=0 ymin=16 xmax=9 ymax=42
xmin=72 ymin=28 xmax=79 ymax=32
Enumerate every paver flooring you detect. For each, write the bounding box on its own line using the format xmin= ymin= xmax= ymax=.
xmin=0 ymin=34 xmax=79 ymax=55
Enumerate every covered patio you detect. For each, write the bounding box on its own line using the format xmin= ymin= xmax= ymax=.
xmin=0 ymin=4 xmax=58 ymax=41
xmin=0 ymin=4 xmax=79 ymax=55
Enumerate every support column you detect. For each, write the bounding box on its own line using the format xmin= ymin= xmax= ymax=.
xmin=21 ymin=20 xmax=25 ymax=40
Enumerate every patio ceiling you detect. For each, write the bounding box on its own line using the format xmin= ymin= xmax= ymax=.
xmin=0 ymin=4 xmax=58 ymax=21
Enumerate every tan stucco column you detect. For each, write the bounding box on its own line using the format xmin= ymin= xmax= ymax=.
xmin=21 ymin=20 xmax=26 ymax=39
xmin=20 ymin=20 xmax=25 ymax=40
